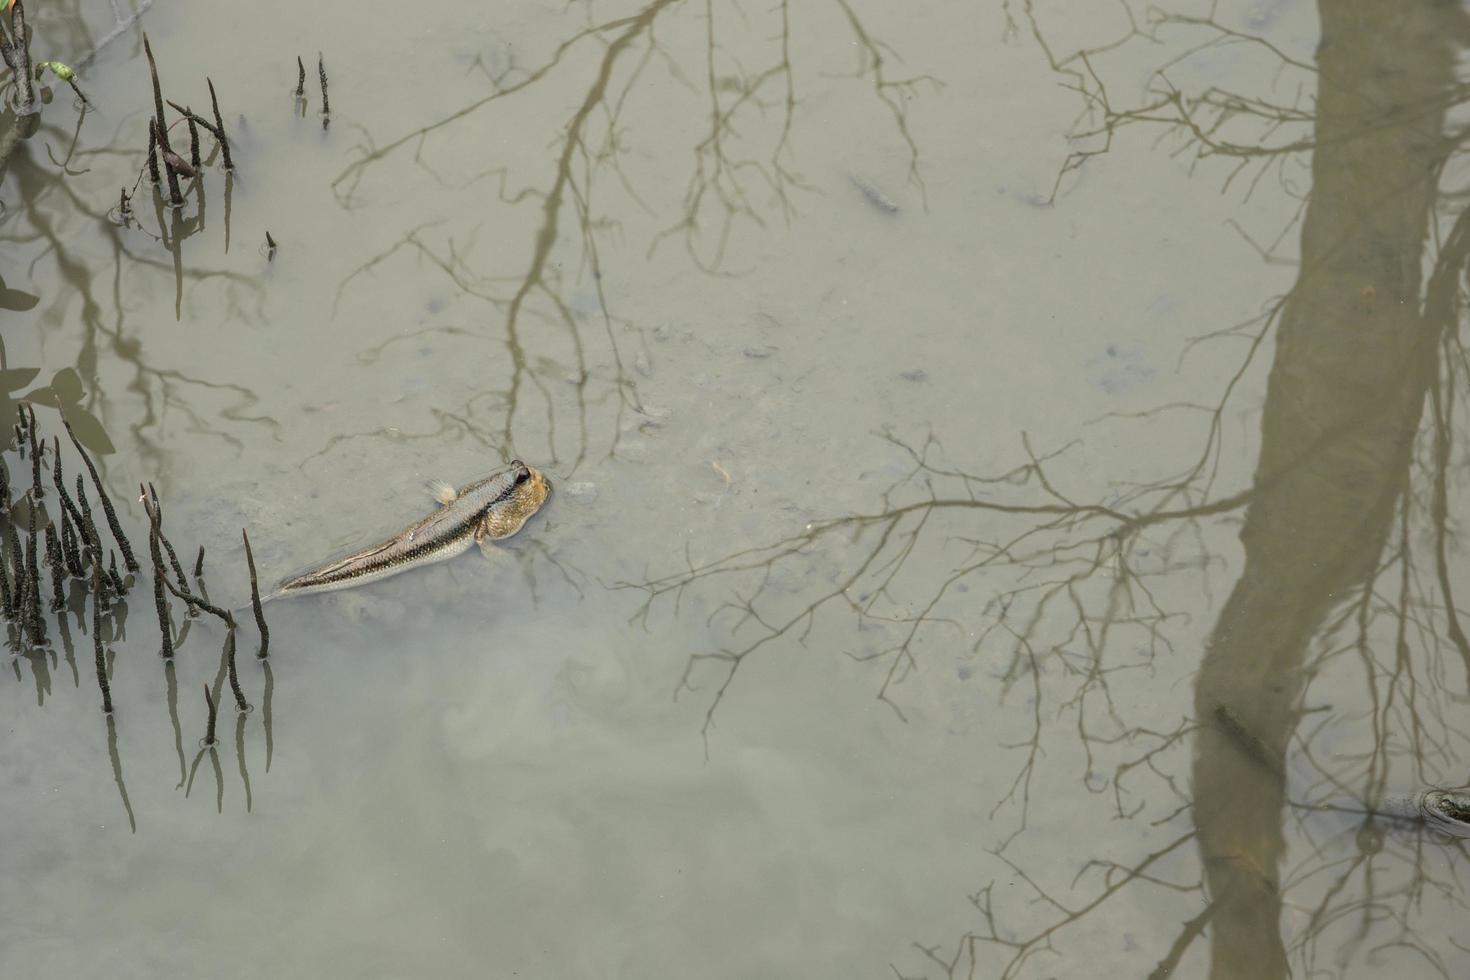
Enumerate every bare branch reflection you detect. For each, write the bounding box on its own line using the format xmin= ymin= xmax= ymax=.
xmin=328 ymin=0 xmax=930 ymax=469
xmin=637 ymin=2 xmax=1470 ymax=976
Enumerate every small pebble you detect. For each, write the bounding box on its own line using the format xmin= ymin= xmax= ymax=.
xmin=633 ymin=352 xmax=652 ymax=377
xmin=900 ymin=368 xmax=928 ymax=382
xmin=743 ymin=345 xmax=776 ymax=359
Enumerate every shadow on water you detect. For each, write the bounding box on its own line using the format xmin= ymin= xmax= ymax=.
xmin=633 ymin=2 xmax=1470 ymax=977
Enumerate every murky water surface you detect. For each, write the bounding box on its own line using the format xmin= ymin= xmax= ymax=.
xmin=5 ymin=1 xmax=1470 ymax=977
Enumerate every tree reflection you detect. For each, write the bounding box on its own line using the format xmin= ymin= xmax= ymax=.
xmin=331 ymin=0 xmax=930 ymax=468
xmin=639 ymin=1 xmax=1470 ymax=976
xmin=2 ymin=0 xmax=273 ymax=472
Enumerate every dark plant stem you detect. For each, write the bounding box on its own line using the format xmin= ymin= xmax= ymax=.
xmin=225 ymin=630 xmax=249 ymax=712
xmin=4 ymin=517 xmax=25 ymax=623
xmin=0 ymin=526 xmax=14 ymax=621
xmin=146 ymin=123 xmax=161 ymax=185
xmin=295 ymin=55 xmax=305 ymax=99
xmin=318 ymin=52 xmax=329 ymax=124
xmin=25 ymin=405 xmax=41 ymax=499
xmin=202 ymin=683 xmax=218 ymax=746
xmin=74 ymin=473 xmax=101 ymax=563
xmin=167 ymin=100 xmax=222 ymax=140
xmin=141 ymin=34 xmax=184 ymax=206
xmin=142 ymin=484 xmax=174 ymax=659
xmin=242 ymin=528 xmax=269 ymax=658
xmin=142 ymin=486 xmax=234 ymax=628
xmin=207 ymin=78 xmax=233 ymax=171
xmin=146 ymin=483 xmax=191 ymax=595
xmin=24 ymin=497 xmax=43 ymax=645
xmin=45 ymin=522 xmax=64 ymax=611
xmin=186 ymin=107 xmax=201 ymax=170
xmin=60 ymin=509 xmax=82 ymax=577
xmin=194 ymin=545 xmax=205 ymax=578
xmin=64 ymin=419 xmax=138 ymax=572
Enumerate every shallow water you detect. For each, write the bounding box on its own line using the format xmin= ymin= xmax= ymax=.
xmin=4 ymin=1 xmax=1470 ymax=977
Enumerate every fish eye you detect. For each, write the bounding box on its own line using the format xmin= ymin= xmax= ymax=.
xmin=513 ymin=465 xmax=532 ymax=485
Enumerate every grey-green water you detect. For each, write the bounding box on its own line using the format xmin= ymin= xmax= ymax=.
xmin=4 ymin=1 xmax=1470 ymax=977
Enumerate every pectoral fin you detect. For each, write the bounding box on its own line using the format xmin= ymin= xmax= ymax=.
xmin=427 ymin=479 xmax=458 ymax=506
xmin=475 ymin=519 xmax=496 ymax=559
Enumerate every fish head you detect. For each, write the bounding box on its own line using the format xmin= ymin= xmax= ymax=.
xmin=515 ymin=460 xmax=551 ymax=504
xmin=481 ymin=460 xmax=552 ymax=539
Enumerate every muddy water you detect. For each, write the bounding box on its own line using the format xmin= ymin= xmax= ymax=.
xmin=4 ymin=1 xmax=1469 ymax=977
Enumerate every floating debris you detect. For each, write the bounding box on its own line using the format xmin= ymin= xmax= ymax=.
xmin=849 ymin=173 xmax=899 ymax=214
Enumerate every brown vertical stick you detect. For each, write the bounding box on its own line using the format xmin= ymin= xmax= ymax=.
xmin=242 ymin=528 xmax=269 ymax=658
xmin=295 ymin=55 xmax=305 ymax=99
xmin=186 ymin=107 xmax=201 ymax=170
xmin=4 ymin=517 xmax=24 ymax=622
xmin=0 ymin=459 xmax=12 ymax=619
xmin=50 ymin=437 xmax=88 ymax=572
xmin=142 ymin=486 xmax=234 ymax=627
xmin=142 ymin=34 xmax=183 ymax=207
xmin=224 ymin=630 xmax=249 ymax=712
xmin=143 ymin=484 xmax=175 ymax=659
xmin=0 ymin=531 xmax=13 ymax=620
xmin=146 ymin=124 xmax=161 ymax=185
xmin=25 ymin=405 xmax=41 ymax=499
xmin=63 ymin=419 xmax=138 ymax=572
xmin=49 ymin=436 xmax=66 ymax=505
xmin=60 ymin=510 xmax=82 ymax=577
xmin=93 ymin=557 xmax=113 ymax=714
xmin=23 ymin=498 xmax=43 ymax=645
xmin=207 ymin=78 xmax=234 ymax=171
xmin=107 ymin=551 xmax=126 ymax=595
xmin=74 ymin=473 xmax=100 ymax=561
xmin=317 ymin=52 xmax=329 ymax=128
xmin=45 ymin=522 xmax=64 ymax=610
xmin=202 ymin=683 xmax=218 ymax=746
xmin=146 ymin=483 xmax=191 ymax=595
xmin=151 ymin=119 xmax=184 ymax=207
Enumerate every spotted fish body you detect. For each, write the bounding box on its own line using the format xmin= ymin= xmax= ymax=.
xmin=269 ymin=460 xmax=551 ymax=599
